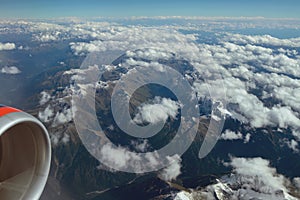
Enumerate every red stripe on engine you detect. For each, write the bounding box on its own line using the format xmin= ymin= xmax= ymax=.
xmin=0 ymin=107 xmax=21 ymax=117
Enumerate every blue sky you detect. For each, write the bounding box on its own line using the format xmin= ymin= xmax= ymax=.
xmin=0 ymin=0 xmax=299 ymax=19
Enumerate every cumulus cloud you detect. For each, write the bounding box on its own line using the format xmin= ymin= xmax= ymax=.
xmin=50 ymin=132 xmax=70 ymax=146
xmin=244 ymin=133 xmax=251 ymax=143
xmin=273 ymin=87 xmax=300 ymax=113
xmin=38 ymin=105 xmax=54 ymax=123
xmin=131 ymin=139 xmax=150 ymax=152
xmin=195 ymin=77 xmax=266 ymax=127
xmin=126 ymin=49 xmax=173 ymax=61
xmin=99 ymin=143 xmax=162 ymax=172
xmin=182 ymin=157 xmax=299 ymax=200
xmin=286 ymin=139 xmax=299 ymax=153
xmin=220 ymin=130 xmax=243 ymax=140
xmin=52 ymin=107 xmax=72 ymax=127
xmin=69 ymin=27 xmax=198 ymax=58
xmin=1 ymin=66 xmax=21 ymax=74
xmin=293 ymin=177 xmax=300 ymax=190
xmin=61 ymin=133 xmax=70 ymax=144
xmin=193 ymin=38 xmax=300 ymax=139
xmin=98 ymin=140 xmax=182 ymax=173
xmin=159 ymin=154 xmax=182 ymax=182
xmin=133 ymin=97 xmax=180 ymax=125
xmin=0 ymin=42 xmax=15 ymax=50
xmin=208 ymin=156 xmax=299 ymax=200
xmin=39 ymin=91 xmax=51 ymax=105
xmin=34 ymin=33 xmax=59 ymax=42
xmin=224 ymin=33 xmax=300 ymax=47
xmin=124 ymin=58 xmax=166 ymax=73
xmin=227 ymin=157 xmax=290 ymax=194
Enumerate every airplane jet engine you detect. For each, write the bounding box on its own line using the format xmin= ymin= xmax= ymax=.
xmin=0 ymin=105 xmax=51 ymax=200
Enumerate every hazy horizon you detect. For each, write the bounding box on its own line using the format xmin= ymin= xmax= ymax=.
xmin=0 ymin=0 xmax=299 ymax=19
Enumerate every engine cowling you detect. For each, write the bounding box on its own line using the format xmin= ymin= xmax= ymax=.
xmin=0 ymin=105 xmax=51 ymax=200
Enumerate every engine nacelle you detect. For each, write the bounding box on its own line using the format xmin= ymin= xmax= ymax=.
xmin=0 ymin=105 xmax=51 ymax=200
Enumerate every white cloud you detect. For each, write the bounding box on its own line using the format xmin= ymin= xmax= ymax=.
xmin=159 ymin=154 xmax=182 ymax=182
xmin=50 ymin=133 xmax=60 ymax=146
xmin=226 ymin=157 xmax=290 ymax=194
xmin=133 ymin=97 xmax=180 ymax=125
xmin=99 ymin=143 xmax=157 ymax=172
xmin=292 ymin=130 xmax=300 ymax=140
xmin=266 ymin=106 xmax=300 ymax=129
xmin=1 ymin=66 xmax=21 ymax=74
xmin=293 ymin=177 xmax=300 ymax=190
xmin=39 ymin=91 xmax=51 ymax=105
xmin=131 ymin=139 xmax=149 ymax=152
xmin=52 ymin=107 xmax=72 ymax=127
xmin=220 ymin=130 xmax=243 ymax=140
xmin=126 ymin=49 xmax=173 ymax=61
xmin=124 ymin=58 xmax=166 ymax=73
xmin=0 ymin=42 xmax=15 ymax=50
xmin=195 ymin=157 xmax=298 ymax=200
xmin=50 ymin=132 xmax=70 ymax=146
xmin=69 ymin=27 xmax=199 ymax=58
xmin=34 ymin=33 xmax=59 ymax=42
xmin=194 ymin=77 xmax=268 ymax=127
xmin=193 ymin=39 xmax=300 ymax=138
xmin=61 ymin=133 xmax=70 ymax=144
xmin=224 ymin=33 xmax=300 ymax=47
xmin=178 ymin=156 xmax=299 ymax=200
xmin=98 ymin=142 xmax=182 ymax=173
xmin=286 ymin=139 xmax=299 ymax=153
xmin=38 ymin=105 xmax=54 ymax=123
xmin=273 ymin=87 xmax=300 ymax=112
xmin=244 ymin=133 xmax=251 ymax=143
